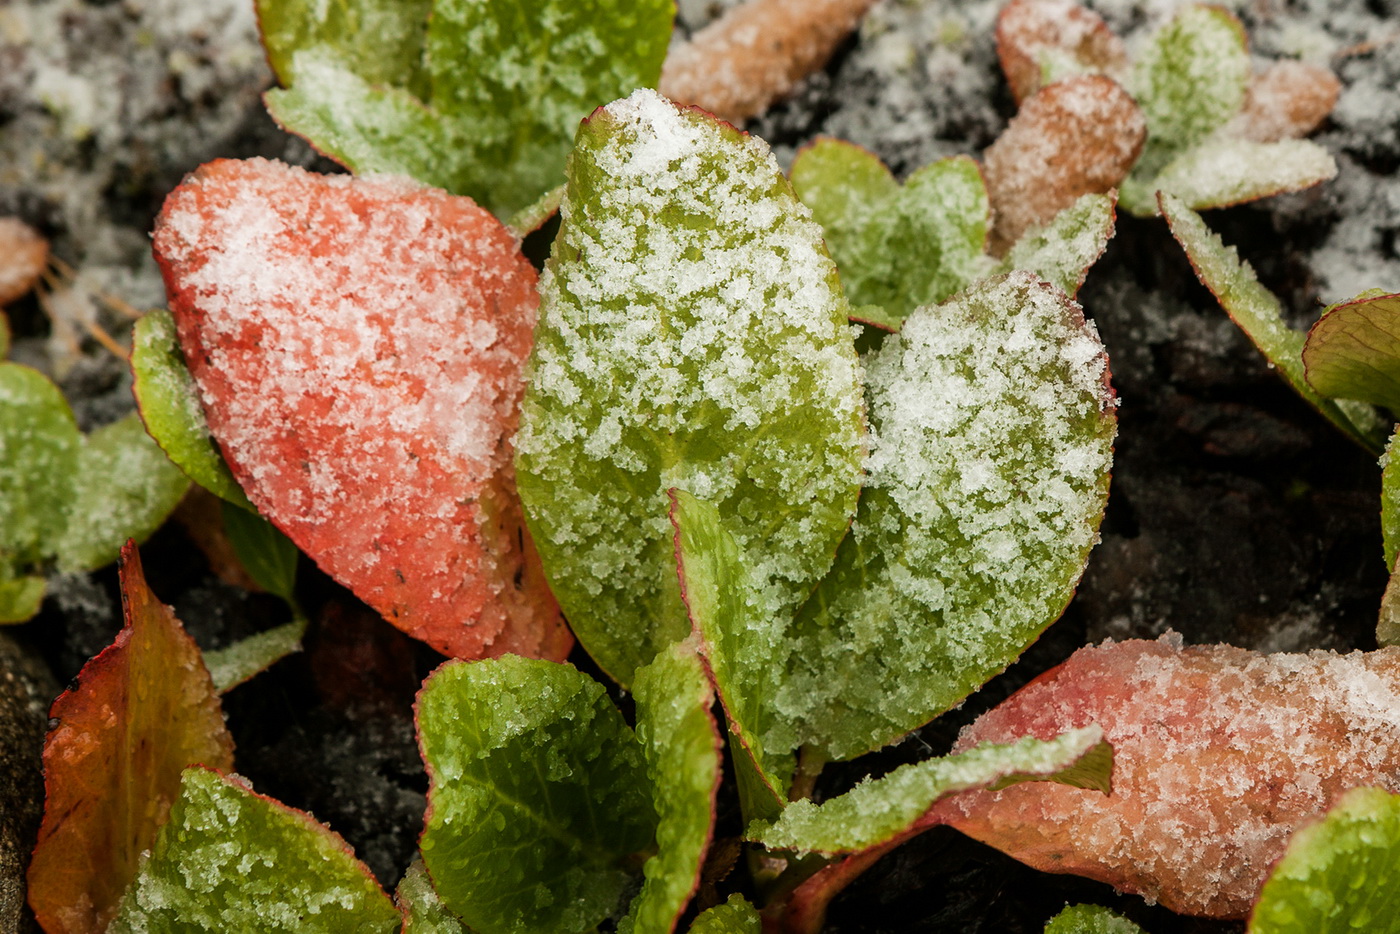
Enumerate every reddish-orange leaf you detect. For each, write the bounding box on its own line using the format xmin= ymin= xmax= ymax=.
xmin=153 ymin=158 xmax=568 ymax=661
xmin=27 ymin=541 xmax=235 ymax=934
xmin=927 ymin=635 xmax=1400 ymax=919
xmin=0 ymin=218 xmax=49 ymax=307
xmin=1227 ymin=61 xmax=1342 ymax=143
xmin=995 ymin=0 xmax=1127 ymax=104
xmin=982 ymin=76 xmax=1145 ymax=254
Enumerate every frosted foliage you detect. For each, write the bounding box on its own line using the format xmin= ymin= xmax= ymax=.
xmin=756 ymin=726 xmax=1105 ymax=853
xmin=516 ymin=89 xmax=864 ymax=683
xmin=780 ymin=273 xmax=1114 ymax=761
xmin=998 ymin=192 xmax=1116 ymax=298
xmin=1043 ymin=904 xmax=1146 ymax=934
xmin=1152 ymin=138 xmax=1336 ymax=210
xmin=109 ymin=769 xmax=397 ymax=933
xmin=154 ymin=158 xmax=559 ymax=660
xmin=931 ymin=637 xmax=1400 ymax=918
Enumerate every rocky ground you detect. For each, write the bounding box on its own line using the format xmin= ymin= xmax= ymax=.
xmin=2 ymin=0 xmax=1398 ymax=930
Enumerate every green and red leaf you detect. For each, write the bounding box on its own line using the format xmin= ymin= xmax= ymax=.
xmin=28 ymin=542 xmax=234 ymax=934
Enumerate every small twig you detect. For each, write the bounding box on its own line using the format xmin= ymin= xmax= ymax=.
xmin=660 ymin=0 xmax=879 ymax=124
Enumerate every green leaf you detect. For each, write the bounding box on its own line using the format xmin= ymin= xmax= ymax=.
xmin=1128 ymin=5 xmax=1249 ymax=181
xmin=416 ymin=655 xmax=657 ymax=934
xmin=131 ymin=308 xmax=251 ymax=509
xmin=785 ymin=272 xmax=1116 ymax=761
xmin=790 ymin=140 xmax=994 ymax=324
xmin=263 ymin=0 xmax=674 ymax=217
xmin=109 ymin=767 xmax=399 ymax=934
xmin=671 ymin=489 xmax=792 ymax=816
xmin=689 ymin=895 xmax=761 ymax=933
xmin=1160 ymin=193 xmax=1389 ymax=453
xmin=0 ymin=574 xmax=44 ymax=624
xmin=996 ymin=192 xmax=1117 ymax=298
xmin=204 ymin=615 xmax=309 ymax=694
xmin=619 ymin=640 xmax=723 ymax=934
xmin=257 ymin=0 xmax=432 ymax=92
xmin=1302 ymin=292 xmax=1400 ymax=412
xmin=1044 ymin=904 xmax=1147 ymax=934
xmin=515 ymin=89 xmax=866 ymax=685
xmin=0 ymin=363 xmax=80 ymax=569
xmin=397 ymin=858 xmax=469 ymax=934
xmin=1249 ymin=786 xmax=1400 ymax=933
xmin=1152 ymin=139 xmax=1336 ymax=211
xmin=52 ymin=412 xmax=191 ymax=573
xmin=222 ymin=500 xmax=300 ymax=603
xmin=751 ymin=726 xmax=1110 ymax=854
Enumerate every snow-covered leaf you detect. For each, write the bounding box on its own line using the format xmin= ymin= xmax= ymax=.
xmin=689 ymin=895 xmax=761 ymax=933
xmin=154 ymin=157 xmax=567 ymax=661
xmin=1227 ymin=60 xmax=1341 ymax=143
xmin=752 ymin=726 xmax=1110 ymax=854
xmin=0 ymin=363 xmax=80 ymax=571
xmin=397 ymin=859 xmax=469 ymax=934
xmin=28 ymin=543 xmax=234 ymax=934
xmin=984 ymin=76 xmax=1144 ymax=252
xmin=783 ymin=273 xmax=1115 ymax=761
xmin=1044 ymin=904 xmax=1146 ymax=934
xmin=204 ymin=616 xmax=309 ymax=695
xmin=619 ymin=640 xmax=723 ymax=934
xmin=1160 ymin=193 xmax=1388 ymax=453
xmin=1248 ymin=786 xmax=1400 ymax=933
xmin=131 ymin=308 xmax=251 ymax=509
xmin=927 ymin=636 xmax=1400 ymax=919
xmin=516 ymin=90 xmax=865 ymax=684
xmin=416 ymin=655 xmax=656 ymax=934
xmin=1152 ymin=138 xmax=1336 ymax=211
xmin=109 ymin=767 xmax=399 ymax=933
xmin=996 ymin=192 xmax=1117 ymax=297
xmin=790 ymin=140 xmax=993 ymax=324
xmin=995 ymin=0 xmax=1127 ymax=103
xmin=52 ymin=412 xmax=190 ymax=573
xmin=261 ymin=0 xmax=674 ymax=217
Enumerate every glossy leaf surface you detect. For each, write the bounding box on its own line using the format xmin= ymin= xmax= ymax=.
xmin=417 ymin=655 xmax=656 ymax=934
xmin=790 ymin=140 xmax=993 ymax=324
xmin=109 ymin=767 xmax=399 ymax=933
xmin=1249 ymin=786 xmax=1400 ymax=934
xmin=131 ymin=307 xmax=251 ymax=509
xmin=1302 ymin=291 xmax=1400 ymax=413
xmin=620 ymin=640 xmax=723 ymax=934
xmin=516 ymin=90 xmax=865 ymax=684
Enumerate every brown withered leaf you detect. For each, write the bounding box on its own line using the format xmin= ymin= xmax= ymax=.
xmin=996 ymin=0 xmax=1127 ymax=104
xmin=983 ymin=75 xmax=1145 ymax=254
xmin=27 ymin=542 xmax=234 ymax=934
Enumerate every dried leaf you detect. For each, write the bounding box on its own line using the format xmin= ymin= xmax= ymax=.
xmin=927 ymin=636 xmax=1400 ymax=918
xmin=0 ymin=218 xmax=48 ymax=306
xmin=28 ymin=543 xmax=234 ymax=934
xmin=995 ymin=0 xmax=1126 ymax=104
xmin=983 ymin=76 xmax=1144 ymax=253
xmin=1227 ymin=60 xmax=1342 ymax=144
xmin=660 ymin=0 xmax=878 ymax=123
xmin=154 ymin=158 xmax=567 ymax=661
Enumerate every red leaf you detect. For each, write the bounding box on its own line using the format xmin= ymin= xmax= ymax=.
xmin=27 ymin=541 xmax=235 ymax=934
xmin=153 ymin=158 xmax=569 ymax=661
xmin=995 ymin=0 xmax=1127 ymax=104
xmin=926 ymin=635 xmax=1400 ymax=918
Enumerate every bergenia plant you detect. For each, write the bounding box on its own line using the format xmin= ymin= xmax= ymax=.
xmin=20 ymin=0 xmax=1400 ymax=932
